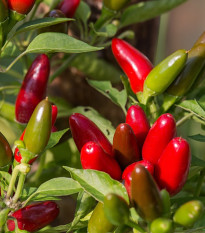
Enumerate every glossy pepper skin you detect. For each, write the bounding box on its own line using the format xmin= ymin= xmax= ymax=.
xmin=88 ymin=202 xmax=115 ymax=233
xmin=15 ymin=54 xmax=50 ymax=124
xmin=15 ymin=104 xmax=57 ymax=164
xmin=7 ymin=201 xmax=59 ymax=232
xmin=150 ymin=218 xmax=174 ymax=233
xmin=173 ymin=200 xmax=204 ymax=228
xmin=58 ymin=0 xmax=80 ymax=18
xmin=81 ymin=141 xmax=121 ymax=180
xmin=8 ymin=0 xmax=36 ymax=15
xmin=113 ymin=123 xmax=140 ymax=170
xmin=0 ymin=0 xmax=8 ymax=22
xmin=142 ymin=113 xmax=176 ymax=165
xmin=122 ymin=160 xmax=154 ymax=198
xmin=0 ymin=132 xmax=13 ymax=168
xmin=155 ymin=137 xmax=191 ymax=196
xmin=142 ymin=49 xmax=187 ymax=103
xmin=131 ymin=164 xmax=163 ymax=222
xmin=104 ymin=193 xmax=129 ymax=226
xmin=23 ymin=99 xmax=52 ymax=155
xmin=126 ymin=105 xmax=150 ymax=149
xmin=112 ymin=38 xmax=153 ymax=94
xmin=104 ymin=0 xmax=130 ymax=11
xmin=69 ymin=113 xmax=113 ymax=156
xmin=193 ymin=31 xmax=205 ymax=46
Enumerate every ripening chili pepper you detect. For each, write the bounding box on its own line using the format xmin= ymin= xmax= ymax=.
xmin=15 ymin=104 xmax=57 ymax=164
xmin=15 ymin=54 xmax=50 ymax=124
xmin=58 ymin=0 xmax=80 ymax=18
xmin=131 ymin=164 xmax=163 ymax=222
xmin=23 ymin=98 xmax=52 ymax=156
xmin=69 ymin=113 xmax=113 ymax=156
xmin=8 ymin=0 xmax=36 ymax=15
xmin=113 ymin=123 xmax=140 ymax=170
xmin=0 ymin=132 xmax=12 ymax=168
xmin=122 ymin=160 xmax=154 ymax=198
xmin=88 ymin=202 xmax=116 ymax=233
xmin=142 ymin=49 xmax=187 ymax=104
xmin=173 ymin=200 xmax=204 ymax=228
xmin=155 ymin=137 xmax=191 ymax=196
xmin=7 ymin=201 xmax=59 ymax=232
xmin=150 ymin=218 xmax=174 ymax=233
xmin=125 ymin=105 xmax=150 ymax=149
xmin=81 ymin=141 xmax=121 ymax=180
xmin=0 ymin=0 xmax=8 ymax=22
xmin=142 ymin=113 xmax=176 ymax=165
xmin=112 ymin=38 xmax=153 ymax=94
xmin=104 ymin=0 xmax=130 ymax=11
xmin=104 ymin=193 xmax=129 ymax=226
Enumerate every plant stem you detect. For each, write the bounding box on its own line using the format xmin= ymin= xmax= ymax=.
xmin=12 ymin=172 xmax=26 ymax=204
xmin=6 ymin=166 xmax=19 ymax=199
xmin=176 ymin=113 xmax=194 ymax=127
xmin=126 ymin=219 xmax=145 ymax=233
xmin=194 ymin=168 xmax=205 ymax=197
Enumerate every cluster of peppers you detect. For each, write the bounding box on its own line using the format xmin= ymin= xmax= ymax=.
xmin=69 ymin=107 xmax=204 ymax=232
xmin=112 ymin=32 xmax=205 ymax=112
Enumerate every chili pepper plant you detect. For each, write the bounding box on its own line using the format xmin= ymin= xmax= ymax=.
xmin=0 ymin=0 xmax=205 ymax=232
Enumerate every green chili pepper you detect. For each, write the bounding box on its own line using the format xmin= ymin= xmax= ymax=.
xmin=140 ymin=49 xmax=187 ymax=104
xmin=131 ymin=164 xmax=163 ymax=222
xmin=173 ymin=200 xmax=204 ymax=228
xmin=103 ymin=0 xmax=130 ymax=11
xmin=23 ymin=98 xmax=52 ymax=155
xmin=162 ymin=43 xmax=205 ymax=111
xmin=104 ymin=193 xmax=129 ymax=226
xmin=150 ymin=218 xmax=174 ymax=233
xmin=160 ymin=190 xmax=171 ymax=218
xmin=88 ymin=202 xmax=115 ymax=233
xmin=0 ymin=132 xmax=13 ymax=168
xmin=193 ymin=31 xmax=205 ymax=46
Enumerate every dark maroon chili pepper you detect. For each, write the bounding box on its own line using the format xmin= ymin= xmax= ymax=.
xmin=81 ymin=141 xmax=122 ymax=180
xmin=69 ymin=113 xmax=113 ymax=156
xmin=58 ymin=0 xmax=80 ymax=18
xmin=126 ymin=104 xmax=150 ymax=150
xmin=142 ymin=113 xmax=176 ymax=165
xmin=7 ymin=201 xmax=59 ymax=232
xmin=15 ymin=54 xmax=50 ymax=124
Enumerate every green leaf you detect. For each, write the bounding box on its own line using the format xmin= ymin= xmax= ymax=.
xmin=191 ymin=154 xmax=205 ymax=167
xmin=24 ymin=177 xmax=82 ymax=205
xmin=87 ymin=80 xmax=127 ymax=114
xmin=189 ymin=134 xmax=205 ymax=142
xmin=15 ymin=18 xmax=73 ymax=35
xmin=64 ymin=167 xmax=129 ymax=203
xmin=70 ymin=106 xmax=115 ymax=142
xmin=45 ymin=128 xmax=69 ymax=151
xmin=177 ymin=100 xmax=205 ymax=121
xmin=1 ymin=42 xmax=20 ymax=58
xmin=75 ymin=1 xmax=91 ymax=26
xmin=120 ymin=0 xmax=187 ymax=28
xmin=25 ymin=32 xmax=103 ymax=54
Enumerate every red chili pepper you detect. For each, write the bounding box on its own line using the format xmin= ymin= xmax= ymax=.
xmin=113 ymin=123 xmax=140 ymax=170
xmin=8 ymin=0 xmax=36 ymax=14
xmin=142 ymin=113 xmax=176 ymax=165
xmin=69 ymin=113 xmax=113 ymax=156
xmin=81 ymin=141 xmax=122 ymax=180
xmin=14 ymin=104 xmax=58 ymax=164
xmin=7 ymin=201 xmax=59 ymax=232
xmin=122 ymin=160 xmax=154 ymax=197
xmin=155 ymin=137 xmax=191 ymax=196
xmin=125 ymin=105 xmax=150 ymax=150
xmin=112 ymin=38 xmax=153 ymax=94
xmin=15 ymin=54 xmax=50 ymax=124
xmin=58 ymin=0 xmax=80 ymax=18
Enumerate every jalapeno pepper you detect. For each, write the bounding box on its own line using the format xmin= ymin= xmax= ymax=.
xmin=0 ymin=132 xmax=13 ymax=168
xmin=173 ymin=200 xmax=204 ymax=228
xmin=58 ymin=0 xmax=80 ymax=18
xmin=8 ymin=0 xmax=36 ymax=15
xmin=131 ymin=164 xmax=163 ymax=222
xmin=112 ymin=38 xmax=153 ymax=94
xmin=69 ymin=113 xmax=113 ymax=156
xmin=113 ymin=123 xmax=140 ymax=170
xmin=104 ymin=0 xmax=130 ymax=11
xmin=15 ymin=54 xmax=50 ymax=124
xmin=155 ymin=137 xmax=191 ymax=196
xmin=81 ymin=141 xmax=121 ymax=180
xmin=7 ymin=201 xmax=59 ymax=232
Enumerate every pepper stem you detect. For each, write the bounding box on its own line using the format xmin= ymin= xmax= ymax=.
xmin=194 ymin=168 xmax=205 ymax=197
xmin=6 ymin=166 xmax=20 ymax=199
xmin=126 ymin=219 xmax=146 ymax=233
xmin=12 ymin=172 xmax=26 ymax=204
